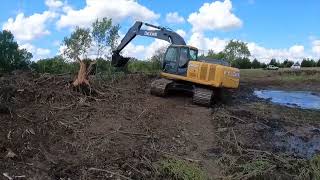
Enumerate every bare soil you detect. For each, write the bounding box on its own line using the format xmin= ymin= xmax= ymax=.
xmin=0 ymin=70 xmax=320 ymax=179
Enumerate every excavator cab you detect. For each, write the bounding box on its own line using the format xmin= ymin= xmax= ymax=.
xmin=162 ymin=45 xmax=198 ymax=76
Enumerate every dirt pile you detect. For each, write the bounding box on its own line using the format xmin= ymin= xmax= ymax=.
xmin=0 ymin=71 xmax=184 ymax=179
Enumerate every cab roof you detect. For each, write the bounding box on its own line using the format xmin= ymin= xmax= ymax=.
xmin=169 ymin=44 xmax=198 ymax=50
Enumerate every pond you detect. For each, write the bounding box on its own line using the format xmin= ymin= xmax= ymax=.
xmin=254 ymin=90 xmax=320 ymax=110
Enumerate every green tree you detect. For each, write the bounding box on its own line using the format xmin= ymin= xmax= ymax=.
xmin=223 ymin=40 xmax=251 ymax=64
xmin=150 ymin=46 xmax=167 ymax=71
xmin=261 ymin=63 xmax=267 ymax=68
xmin=301 ymin=58 xmax=316 ymax=67
xmin=251 ymin=58 xmax=261 ymax=69
xmin=92 ymin=18 xmax=120 ymax=75
xmin=207 ymin=50 xmax=226 ymax=59
xmin=282 ymin=59 xmax=294 ymax=68
xmin=269 ymin=59 xmax=278 ymax=66
xmin=63 ymin=27 xmax=92 ymax=61
xmin=92 ymin=18 xmax=120 ymax=58
xmin=0 ymin=30 xmax=32 ymax=72
xmin=63 ymin=27 xmax=93 ymax=87
xmin=231 ymin=58 xmax=251 ymax=69
xmin=317 ymin=59 xmax=320 ymax=67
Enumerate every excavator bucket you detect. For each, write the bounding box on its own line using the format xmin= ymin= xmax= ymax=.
xmin=111 ymin=53 xmax=130 ymax=67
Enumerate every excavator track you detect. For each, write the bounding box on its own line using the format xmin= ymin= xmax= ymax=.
xmin=150 ymin=78 xmax=173 ymax=97
xmin=193 ymin=87 xmax=214 ymax=106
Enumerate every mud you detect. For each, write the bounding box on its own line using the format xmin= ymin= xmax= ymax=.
xmin=0 ymin=71 xmax=320 ymax=179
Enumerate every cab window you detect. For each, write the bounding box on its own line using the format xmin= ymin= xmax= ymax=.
xmin=179 ymin=48 xmax=189 ymax=67
xmin=189 ymin=49 xmax=198 ymax=61
xmin=164 ymin=47 xmax=178 ymax=62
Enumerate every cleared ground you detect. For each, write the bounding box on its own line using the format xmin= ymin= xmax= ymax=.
xmin=0 ymin=68 xmax=320 ymax=179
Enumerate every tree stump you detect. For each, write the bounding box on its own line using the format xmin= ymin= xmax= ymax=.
xmin=73 ymin=59 xmax=96 ymax=94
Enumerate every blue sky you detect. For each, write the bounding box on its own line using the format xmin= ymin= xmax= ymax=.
xmin=1 ymin=0 xmax=320 ymax=62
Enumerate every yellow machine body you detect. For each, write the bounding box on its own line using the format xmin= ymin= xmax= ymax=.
xmin=161 ymin=61 xmax=240 ymax=89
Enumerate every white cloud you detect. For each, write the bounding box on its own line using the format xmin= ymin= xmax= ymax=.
xmin=166 ymin=12 xmax=185 ymax=24
xmin=58 ymin=44 xmax=67 ymax=56
xmin=122 ymin=39 xmax=169 ymax=60
xmin=187 ymin=32 xmax=307 ymax=63
xmin=122 ymin=44 xmax=145 ymax=58
xmin=188 ymin=0 xmax=242 ymax=32
xmin=289 ymin=45 xmax=304 ymax=56
xmin=176 ymin=29 xmax=186 ymax=38
xmin=312 ymin=40 xmax=320 ymax=57
xmin=2 ymin=11 xmax=57 ymax=41
xmin=37 ymin=48 xmax=51 ymax=56
xmin=247 ymin=43 xmax=306 ymax=63
xmin=20 ymin=43 xmax=51 ymax=60
xmin=45 ymin=0 xmax=63 ymax=9
xmin=188 ymin=32 xmax=228 ymax=53
xmin=53 ymin=40 xmax=61 ymax=47
xmin=57 ymin=0 xmax=160 ymax=29
xmin=144 ymin=40 xmax=169 ymax=59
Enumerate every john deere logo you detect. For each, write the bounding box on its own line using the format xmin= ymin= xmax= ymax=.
xmin=144 ymin=31 xmax=157 ymax=37
xmin=224 ymin=71 xmax=240 ymax=78
xmin=188 ymin=63 xmax=199 ymax=68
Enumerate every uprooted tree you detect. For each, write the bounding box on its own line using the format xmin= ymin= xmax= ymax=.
xmin=63 ymin=27 xmax=93 ymax=89
xmin=63 ymin=18 xmax=120 ymax=90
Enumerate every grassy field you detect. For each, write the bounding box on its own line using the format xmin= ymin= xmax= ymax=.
xmin=241 ymin=67 xmax=320 ymax=80
xmin=240 ymin=67 xmax=320 ymax=91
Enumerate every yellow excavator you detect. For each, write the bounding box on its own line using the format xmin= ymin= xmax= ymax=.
xmin=112 ymin=21 xmax=240 ymax=106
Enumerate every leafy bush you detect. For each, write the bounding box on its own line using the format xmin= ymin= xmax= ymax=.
xmin=231 ymin=58 xmax=252 ymax=69
xmin=30 ymin=56 xmax=78 ymax=74
xmin=128 ymin=59 xmax=161 ymax=73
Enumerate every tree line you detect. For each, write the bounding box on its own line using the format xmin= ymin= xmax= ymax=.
xmin=0 ymin=30 xmax=33 ymax=72
xmin=1 ymin=23 xmax=320 ymax=74
xmin=203 ymin=40 xmax=320 ymax=69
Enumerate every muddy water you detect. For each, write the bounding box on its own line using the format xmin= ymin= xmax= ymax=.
xmin=274 ymin=127 xmax=320 ymax=158
xmin=254 ymin=90 xmax=320 ymax=110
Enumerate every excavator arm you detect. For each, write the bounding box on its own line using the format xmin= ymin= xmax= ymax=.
xmin=112 ymin=21 xmax=186 ymax=67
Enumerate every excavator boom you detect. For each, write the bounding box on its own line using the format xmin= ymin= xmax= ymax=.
xmin=112 ymin=21 xmax=186 ymax=67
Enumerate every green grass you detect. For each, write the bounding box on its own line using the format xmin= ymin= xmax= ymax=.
xmin=310 ymin=155 xmax=320 ymax=179
xmin=158 ymin=158 xmax=208 ymax=180
xmin=240 ymin=160 xmax=272 ymax=174
xmin=231 ymin=159 xmax=275 ymax=179
xmin=240 ymin=67 xmax=320 ymax=84
xmin=296 ymin=155 xmax=320 ymax=179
